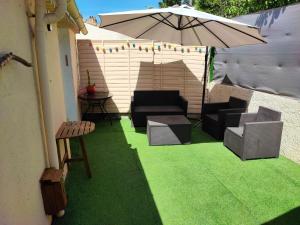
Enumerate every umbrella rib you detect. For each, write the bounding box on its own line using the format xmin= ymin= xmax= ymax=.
xmin=150 ymin=14 xmax=177 ymax=30
xmin=99 ymin=13 xmax=160 ymax=28
xmin=196 ymin=19 xmax=229 ymax=48
xmin=182 ymin=17 xmax=197 ymax=29
xmin=178 ymin=15 xmax=182 ymax=29
xmin=157 ymin=13 xmax=178 ymax=29
xmin=181 ymin=20 xmax=212 ymax=30
xmin=136 ymin=14 xmax=174 ymax=38
xmin=186 ymin=17 xmax=203 ymax=46
xmin=214 ymin=21 xmax=267 ymax=43
xmin=179 ymin=15 xmax=183 ymax=44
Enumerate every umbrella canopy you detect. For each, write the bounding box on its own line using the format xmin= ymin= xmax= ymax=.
xmin=98 ymin=4 xmax=266 ymax=48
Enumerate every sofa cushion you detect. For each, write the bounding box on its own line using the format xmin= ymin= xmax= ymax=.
xmin=133 ymin=90 xmax=179 ymax=106
xmin=135 ymin=105 xmax=184 ymax=113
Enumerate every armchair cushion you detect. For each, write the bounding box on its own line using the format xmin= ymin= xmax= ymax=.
xmin=228 ymin=97 xmax=248 ymax=108
xmin=205 ymin=114 xmax=218 ymax=122
xmin=218 ymin=108 xmax=246 ymax=126
xmin=239 ymin=113 xmax=257 ymax=126
xmin=202 ymin=102 xmax=229 ymax=114
xmin=227 ymin=127 xmax=244 ymax=137
xmin=257 ymin=106 xmax=281 ymax=122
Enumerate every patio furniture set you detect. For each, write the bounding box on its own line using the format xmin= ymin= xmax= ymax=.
xmin=131 ymin=90 xmax=283 ymax=161
xmin=95 ymin=5 xmax=275 ymax=162
xmin=131 ymin=90 xmax=191 ymax=145
xmin=56 ymin=90 xmax=283 ymax=179
xmin=61 ymin=3 xmax=271 ymax=178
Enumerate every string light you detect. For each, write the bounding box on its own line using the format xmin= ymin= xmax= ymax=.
xmin=89 ymin=42 xmax=204 ymax=54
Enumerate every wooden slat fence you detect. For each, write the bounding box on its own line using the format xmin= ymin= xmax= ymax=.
xmin=77 ymin=39 xmax=207 ymax=114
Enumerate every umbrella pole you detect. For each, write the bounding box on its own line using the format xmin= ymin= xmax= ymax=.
xmin=194 ymin=46 xmax=209 ymax=127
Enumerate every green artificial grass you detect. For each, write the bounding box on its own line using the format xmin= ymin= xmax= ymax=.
xmin=53 ymin=117 xmax=300 ymax=225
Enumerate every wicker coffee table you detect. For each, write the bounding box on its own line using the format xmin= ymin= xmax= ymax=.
xmin=147 ymin=115 xmax=191 ymax=145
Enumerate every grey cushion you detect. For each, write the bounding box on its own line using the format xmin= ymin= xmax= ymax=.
xmin=135 ymin=105 xmax=184 ymax=113
xmin=226 ymin=127 xmax=244 ymax=137
xmin=257 ymin=106 xmax=281 ymax=122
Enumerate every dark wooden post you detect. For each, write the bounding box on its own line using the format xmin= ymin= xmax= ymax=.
xmin=201 ymin=46 xmax=209 ymax=119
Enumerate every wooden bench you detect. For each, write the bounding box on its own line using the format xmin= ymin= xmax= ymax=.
xmin=55 ymin=121 xmax=95 ymax=178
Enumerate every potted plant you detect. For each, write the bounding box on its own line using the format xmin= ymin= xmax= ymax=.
xmin=86 ymin=69 xmax=96 ymax=95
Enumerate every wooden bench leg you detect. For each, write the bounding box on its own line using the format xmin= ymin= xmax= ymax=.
xmin=56 ymin=139 xmax=62 ymax=169
xmin=63 ymin=139 xmax=70 ymax=169
xmin=79 ymin=136 xmax=92 ymax=178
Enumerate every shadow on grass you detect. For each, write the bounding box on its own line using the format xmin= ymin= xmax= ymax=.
xmin=262 ymin=206 xmax=300 ymax=225
xmin=53 ymin=120 xmax=162 ymax=225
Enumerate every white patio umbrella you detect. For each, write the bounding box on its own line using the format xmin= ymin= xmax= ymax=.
xmin=98 ymin=4 xmax=266 ymax=116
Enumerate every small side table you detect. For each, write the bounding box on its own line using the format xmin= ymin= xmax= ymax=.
xmin=55 ymin=121 xmax=95 ymax=178
xmin=78 ymin=92 xmax=113 ymax=125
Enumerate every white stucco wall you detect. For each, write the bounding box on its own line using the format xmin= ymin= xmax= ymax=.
xmin=45 ymin=24 xmax=68 ymax=132
xmin=209 ymin=83 xmax=300 ymax=163
xmin=58 ymin=28 xmax=80 ymax=121
xmin=0 ymin=1 xmax=50 ymax=225
xmin=69 ymin=29 xmax=81 ymax=119
xmin=0 ymin=0 xmax=80 ymax=224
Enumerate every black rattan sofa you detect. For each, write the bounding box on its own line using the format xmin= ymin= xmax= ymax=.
xmin=130 ymin=90 xmax=188 ymax=127
xmin=202 ymin=96 xmax=248 ymax=140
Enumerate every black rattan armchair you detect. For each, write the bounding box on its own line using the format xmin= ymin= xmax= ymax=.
xmin=202 ymin=97 xmax=248 ymax=140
